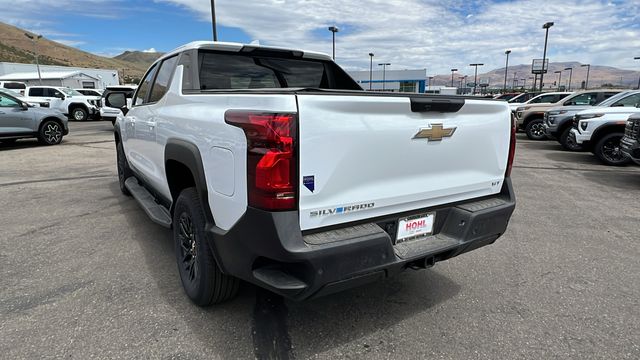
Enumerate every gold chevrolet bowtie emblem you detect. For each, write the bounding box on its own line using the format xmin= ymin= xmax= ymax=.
xmin=413 ymin=123 xmax=457 ymax=141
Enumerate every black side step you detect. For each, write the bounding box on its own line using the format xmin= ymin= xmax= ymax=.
xmin=124 ymin=177 xmax=172 ymax=228
xmin=252 ymin=267 xmax=308 ymax=297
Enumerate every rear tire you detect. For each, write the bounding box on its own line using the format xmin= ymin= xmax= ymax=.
xmin=525 ymin=119 xmax=546 ymax=140
xmin=559 ymin=127 xmax=583 ymax=151
xmin=173 ymin=187 xmax=239 ymax=306
xmin=37 ymin=120 xmax=63 ymax=145
xmin=116 ymin=142 xmax=132 ymax=196
xmin=594 ymin=133 xmax=630 ymax=166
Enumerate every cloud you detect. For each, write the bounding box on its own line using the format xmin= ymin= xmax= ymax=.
xmin=157 ymin=0 xmax=640 ymax=74
xmin=51 ymin=39 xmax=86 ymax=47
xmin=142 ymin=48 xmax=157 ymax=53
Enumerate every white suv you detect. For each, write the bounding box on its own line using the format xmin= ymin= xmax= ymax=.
xmin=570 ymin=91 xmax=640 ymax=165
xmin=25 ymin=86 xmax=99 ymax=121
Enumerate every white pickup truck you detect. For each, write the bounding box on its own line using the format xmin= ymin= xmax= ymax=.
xmin=107 ymin=41 xmax=516 ymax=305
xmin=25 ymin=86 xmax=99 ymax=121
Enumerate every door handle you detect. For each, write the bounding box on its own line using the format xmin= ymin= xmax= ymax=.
xmin=148 ymin=121 xmax=157 ymax=129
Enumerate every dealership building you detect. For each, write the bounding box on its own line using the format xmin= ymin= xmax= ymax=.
xmin=0 ymin=62 xmax=120 ymax=89
xmin=349 ymin=69 xmax=428 ymax=92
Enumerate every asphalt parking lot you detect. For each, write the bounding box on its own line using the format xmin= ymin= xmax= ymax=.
xmin=1 ymin=121 xmax=639 ymax=359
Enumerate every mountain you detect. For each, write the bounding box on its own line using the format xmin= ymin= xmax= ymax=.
xmin=431 ymin=61 xmax=640 ymax=89
xmin=0 ymin=21 xmax=147 ymax=78
xmin=113 ymin=51 xmax=164 ymax=68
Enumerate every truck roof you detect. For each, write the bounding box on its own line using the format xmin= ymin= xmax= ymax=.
xmin=159 ymin=41 xmax=333 ymax=65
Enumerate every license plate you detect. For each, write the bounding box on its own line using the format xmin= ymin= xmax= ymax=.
xmin=396 ymin=213 xmax=435 ymax=244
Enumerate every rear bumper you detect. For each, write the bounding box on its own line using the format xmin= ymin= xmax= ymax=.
xmin=207 ymin=179 xmax=516 ymax=300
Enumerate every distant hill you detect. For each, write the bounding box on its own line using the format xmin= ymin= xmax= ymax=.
xmin=431 ymin=61 xmax=640 ymax=90
xmin=113 ymin=51 xmax=163 ymax=68
xmin=0 ymin=21 xmax=147 ymax=78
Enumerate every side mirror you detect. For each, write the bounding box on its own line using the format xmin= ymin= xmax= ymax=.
xmin=105 ymin=92 xmax=129 ymax=115
xmin=20 ymin=101 xmax=29 ymax=110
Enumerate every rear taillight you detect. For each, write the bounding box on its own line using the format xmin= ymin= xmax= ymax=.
xmin=505 ymin=114 xmax=517 ymax=177
xmin=225 ymin=111 xmax=297 ymax=211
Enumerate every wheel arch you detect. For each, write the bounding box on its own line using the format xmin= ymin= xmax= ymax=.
xmin=38 ymin=116 xmax=65 ymax=132
xmin=164 ymin=139 xmax=212 ymax=222
xmin=67 ymin=102 xmax=89 ymax=114
xmin=523 ymin=112 xmax=544 ymax=127
xmin=591 ymin=123 xmax=625 ymax=143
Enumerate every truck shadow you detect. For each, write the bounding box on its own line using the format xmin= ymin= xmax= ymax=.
xmin=112 ymin=183 xmax=461 ymax=359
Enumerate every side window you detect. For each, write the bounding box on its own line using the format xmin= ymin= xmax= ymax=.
xmin=29 ymin=88 xmax=44 ymax=97
xmin=613 ymin=93 xmax=640 ymax=107
xmin=148 ymin=56 xmax=179 ymax=103
xmin=564 ymin=93 xmax=597 ymax=106
xmin=134 ymin=64 xmax=159 ymax=106
xmin=0 ymin=95 xmax=19 ymax=107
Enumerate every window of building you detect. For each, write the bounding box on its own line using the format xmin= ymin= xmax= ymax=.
xmin=82 ymin=81 xmax=96 ymax=89
xmin=399 ymin=81 xmax=416 ymax=93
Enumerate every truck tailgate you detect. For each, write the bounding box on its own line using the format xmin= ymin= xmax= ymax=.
xmin=297 ymin=94 xmax=511 ymax=231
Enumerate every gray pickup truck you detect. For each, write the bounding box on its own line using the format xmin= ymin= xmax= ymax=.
xmin=0 ymin=90 xmax=69 ymax=145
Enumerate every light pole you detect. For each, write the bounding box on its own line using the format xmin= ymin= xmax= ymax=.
xmin=328 ymin=26 xmax=339 ymax=60
xmin=503 ymin=50 xmax=511 ymax=92
xmin=520 ymin=78 xmax=526 ymax=90
xmin=634 ymin=57 xmax=640 ymax=89
xmin=210 ymin=0 xmax=217 ymax=41
xmin=459 ymin=76 xmax=465 ymax=90
xmin=428 ymin=76 xmax=434 ymax=89
xmin=512 ymin=71 xmax=518 ymax=89
xmin=564 ymin=67 xmax=573 ymax=91
xmin=539 ymin=22 xmax=554 ymax=92
xmin=554 ymin=70 xmax=562 ymax=90
xmin=378 ymin=63 xmax=390 ymax=91
xmin=581 ymin=64 xmax=591 ymax=89
xmin=24 ymin=32 xmax=43 ymax=85
xmin=469 ymin=63 xmax=484 ymax=94
xmin=450 ymin=68 xmax=458 ymax=87
xmin=368 ymin=53 xmax=374 ymax=90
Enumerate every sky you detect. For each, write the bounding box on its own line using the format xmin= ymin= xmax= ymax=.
xmin=1 ymin=0 xmax=640 ymax=76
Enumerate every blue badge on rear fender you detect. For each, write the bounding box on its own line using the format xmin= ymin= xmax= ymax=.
xmin=303 ymin=176 xmax=315 ymax=193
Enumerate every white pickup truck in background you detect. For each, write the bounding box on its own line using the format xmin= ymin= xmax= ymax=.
xmin=107 ymin=41 xmax=516 ymax=306
xmin=25 ymin=86 xmax=99 ymax=121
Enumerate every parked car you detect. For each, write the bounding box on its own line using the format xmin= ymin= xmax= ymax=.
xmin=0 ymin=90 xmax=68 ymax=145
xmin=0 ymin=81 xmax=27 ymax=95
xmin=75 ymin=88 xmax=104 ymax=97
xmin=0 ymin=88 xmax=50 ymax=108
xmin=569 ymin=99 xmax=640 ymax=165
xmin=506 ymin=92 xmax=541 ymax=107
xmin=109 ymin=41 xmax=516 ymax=306
xmin=509 ymin=92 xmax=571 ymax=113
xmin=494 ymin=92 xmax=520 ymax=101
xmin=100 ymin=85 xmax=137 ymax=124
xmin=545 ymin=90 xmax=638 ymax=150
xmin=25 ymin=86 xmax=99 ymax=121
xmin=620 ymin=113 xmax=640 ymax=165
xmin=516 ymin=90 xmax=621 ymax=140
